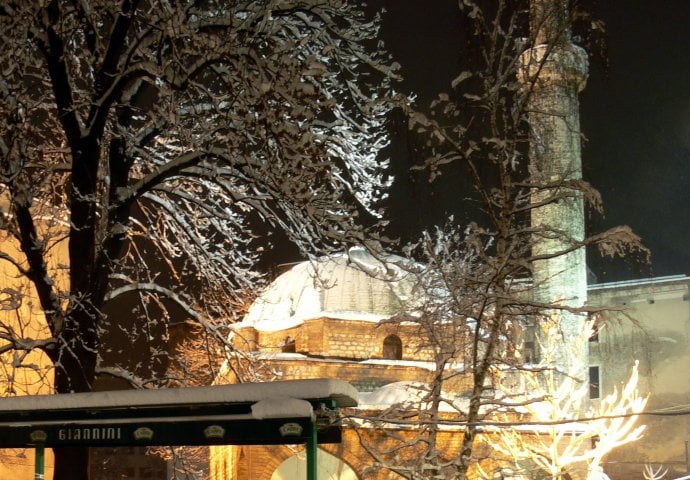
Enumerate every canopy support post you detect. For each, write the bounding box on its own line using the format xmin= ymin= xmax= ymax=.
xmin=307 ymin=419 xmax=317 ymax=480
xmin=34 ymin=444 xmax=45 ymax=480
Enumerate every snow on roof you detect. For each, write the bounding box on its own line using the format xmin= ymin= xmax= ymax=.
xmin=251 ymin=397 xmax=314 ymax=420
xmin=358 ymin=381 xmax=428 ymax=407
xmin=248 ymin=352 xmax=439 ymax=370
xmin=357 ymin=381 xmax=470 ymax=413
xmin=588 ymin=274 xmax=690 ymax=291
xmin=0 ymin=379 xmax=358 ymax=413
xmin=236 ymin=247 xmax=421 ymax=332
xmin=357 ymin=359 xmax=437 ymax=370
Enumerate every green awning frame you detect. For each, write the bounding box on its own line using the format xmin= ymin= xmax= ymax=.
xmin=0 ymin=378 xmax=358 ymax=480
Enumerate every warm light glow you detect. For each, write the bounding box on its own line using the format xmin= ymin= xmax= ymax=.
xmin=491 ymin=317 xmax=648 ymax=479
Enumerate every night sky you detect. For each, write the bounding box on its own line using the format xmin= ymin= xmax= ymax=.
xmin=372 ymin=0 xmax=690 ymax=283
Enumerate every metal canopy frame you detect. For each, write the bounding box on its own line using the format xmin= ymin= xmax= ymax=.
xmin=0 ymin=378 xmax=357 ymax=480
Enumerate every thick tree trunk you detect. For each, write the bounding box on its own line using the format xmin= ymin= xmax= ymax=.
xmin=52 ymin=357 xmax=96 ymax=480
xmin=53 ymin=447 xmax=91 ymax=480
xmin=50 ymin=314 xmax=99 ymax=480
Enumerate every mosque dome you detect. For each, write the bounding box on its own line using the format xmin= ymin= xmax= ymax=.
xmin=238 ymin=247 xmax=420 ymax=331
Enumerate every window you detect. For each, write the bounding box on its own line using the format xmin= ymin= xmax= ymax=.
xmin=589 ymin=366 xmax=600 ymax=399
xmin=281 ymin=336 xmax=296 ymax=353
xmin=523 ymin=340 xmax=537 ymax=363
xmin=272 ymin=449 xmax=358 ymax=480
xmin=382 ymin=335 xmax=403 ymax=360
xmin=522 ymin=323 xmax=539 ymax=363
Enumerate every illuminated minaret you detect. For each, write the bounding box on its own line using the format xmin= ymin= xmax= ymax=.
xmin=518 ymin=0 xmax=589 ymax=374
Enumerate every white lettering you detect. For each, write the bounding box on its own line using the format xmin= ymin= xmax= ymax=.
xmin=56 ymin=426 xmax=122 ymax=442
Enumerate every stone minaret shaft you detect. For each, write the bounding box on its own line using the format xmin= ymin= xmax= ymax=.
xmin=519 ymin=0 xmax=589 ymax=374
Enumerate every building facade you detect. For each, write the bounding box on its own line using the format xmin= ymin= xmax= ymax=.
xmin=211 ymin=249 xmax=488 ymax=480
xmin=212 ymin=249 xmax=690 ymax=480
xmin=0 ymin=232 xmax=58 ymax=478
xmin=589 ymin=275 xmax=690 ymax=479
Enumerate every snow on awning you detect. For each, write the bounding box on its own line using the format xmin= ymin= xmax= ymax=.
xmin=0 ymin=379 xmax=357 ymax=448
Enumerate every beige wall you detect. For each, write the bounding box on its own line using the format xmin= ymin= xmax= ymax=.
xmin=217 ymin=278 xmax=690 ymax=480
xmin=589 ymin=277 xmax=690 ymax=479
xmin=0 ymin=230 xmax=63 ymax=479
xmin=0 ymin=234 xmax=60 ymax=395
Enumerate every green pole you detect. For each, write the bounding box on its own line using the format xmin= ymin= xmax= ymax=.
xmin=306 ymin=420 xmax=317 ymax=480
xmin=34 ymin=444 xmax=44 ymax=480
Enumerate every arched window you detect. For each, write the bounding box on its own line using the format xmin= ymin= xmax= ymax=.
xmin=281 ymin=337 xmax=296 ymax=353
xmin=272 ymin=449 xmax=359 ymax=480
xmin=382 ymin=335 xmax=403 ymax=360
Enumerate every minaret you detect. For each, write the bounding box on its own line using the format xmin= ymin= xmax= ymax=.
xmin=518 ymin=0 xmax=589 ymax=374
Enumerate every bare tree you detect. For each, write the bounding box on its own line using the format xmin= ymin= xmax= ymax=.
xmin=353 ymin=1 xmax=648 ymax=478
xmin=491 ymin=318 xmax=647 ymax=480
xmin=0 ymin=0 xmax=399 ymax=477
xmin=642 ymin=464 xmax=669 ymax=480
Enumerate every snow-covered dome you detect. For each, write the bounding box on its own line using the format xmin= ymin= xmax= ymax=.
xmin=238 ymin=248 xmax=420 ymax=331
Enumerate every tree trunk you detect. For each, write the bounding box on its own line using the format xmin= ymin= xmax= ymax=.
xmin=50 ymin=313 xmax=99 ymax=480
xmin=52 ymin=361 xmax=96 ymax=480
xmin=53 ymin=447 xmax=91 ymax=480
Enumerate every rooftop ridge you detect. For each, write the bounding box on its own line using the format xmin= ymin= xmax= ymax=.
xmin=588 ymin=274 xmax=689 ymax=291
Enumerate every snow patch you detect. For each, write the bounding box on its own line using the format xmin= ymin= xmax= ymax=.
xmin=0 ymin=379 xmax=358 ymax=412
xmin=358 ymin=382 xmax=428 ymax=406
xmin=251 ymin=397 xmax=314 ymax=420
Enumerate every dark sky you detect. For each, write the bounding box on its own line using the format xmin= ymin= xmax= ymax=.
xmin=372 ymin=0 xmax=690 ymax=283
xmin=580 ymin=0 xmax=690 ymax=281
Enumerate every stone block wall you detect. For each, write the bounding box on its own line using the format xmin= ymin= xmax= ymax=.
xmin=212 ymin=427 xmax=503 ymax=480
xmin=232 ymin=317 xmax=439 ymax=361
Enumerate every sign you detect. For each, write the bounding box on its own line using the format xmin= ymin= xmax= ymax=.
xmin=0 ymin=417 xmax=343 ymax=448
